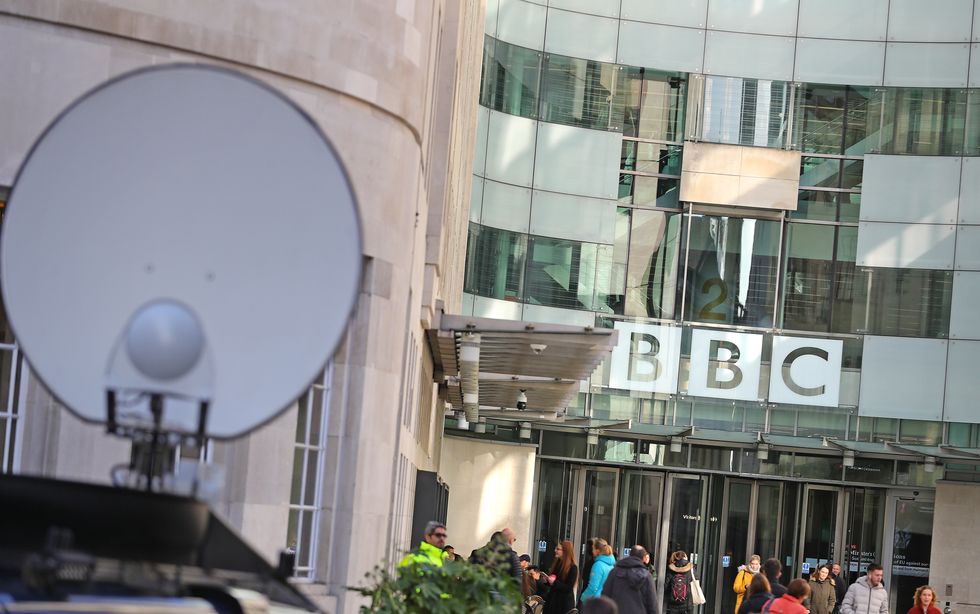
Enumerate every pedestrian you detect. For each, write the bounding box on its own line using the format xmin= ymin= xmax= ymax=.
xmin=502 ymin=527 xmax=525 ymax=582
xmin=734 ymin=555 xmax=762 ymax=614
xmin=763 ymin=558 xmax=788 ymax=598
xmin=907 ymin=585 xmax=941 ymax=614
xmin=520 ymin=553 xmax=532 ymax=571
xmin=830 ymin=563 xmax=847 ymax=614
xmin=737 ymin=573 xmax=773 ymax=614
xmin=767 ymin=579 xmax=811 ymax=614
xmin=582 ymin=537 xmax=617 ymax=601
xmin=602 ymin=544 xmax=659 ymax=614
xmin=542 ymin=540 xmax=579 ymax=614
xmin=582 ymin=538 xmax=596 ymax=592
xmin=840 ymin=564 xmax=888 ymax=614
xmin=524 ymin=565 xmax=550 ymax=600
xmin=807 ymin=564 xmax=837 ymax=614
xmin=583 ymin=596 xmax=621 ymax=614
xmin=398 ymin=520 xmax=448 ymax=567
xmin=443 ymin=545 xmax=458 ymax=562
xmin=664 ymin=550 xmax=694 ymax=614
xmin=469 ymin=529 xmax=522 ymax=583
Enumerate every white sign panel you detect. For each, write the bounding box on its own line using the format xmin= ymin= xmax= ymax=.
xmin=687 ymin=329 xmax=763 ymax=401
xmin=608 ymin=321 xmax=681 ymax=394
xmin=769 ymin=336 xmax=843 ymax=407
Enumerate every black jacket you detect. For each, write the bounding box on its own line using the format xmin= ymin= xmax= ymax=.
xmin=469 ymin=538 xmax=522 ymax=582
xmin=764 ymin=573 xmax=788 ymax=598
xmin=543 ymin=563 xmax=579 ymax=614
xmin=831 ymin=574 xmax=847 ymax=613
xmin=739 ymin=591 xmax=776 ymax=614
xmin=602 ymin=556 xmax=659 ymax=614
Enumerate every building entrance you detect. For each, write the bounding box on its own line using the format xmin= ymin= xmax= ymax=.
xmin=533 ymin=460 xmax=897 ymax=614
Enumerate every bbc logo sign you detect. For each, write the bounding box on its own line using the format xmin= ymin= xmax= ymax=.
xmin=608 ymin=322 xmax=843 ymax=407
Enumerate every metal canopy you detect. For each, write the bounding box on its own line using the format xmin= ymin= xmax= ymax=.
xmin=427 ymin=311 xmax=618 ymax=419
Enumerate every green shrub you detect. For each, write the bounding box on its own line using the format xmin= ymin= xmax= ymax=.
xmin=350 ymin=558 xmax=522 ymax=613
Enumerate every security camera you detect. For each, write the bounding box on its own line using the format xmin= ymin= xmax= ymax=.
xmin=517 ymin=389 xmax=528 ymax=410
xmin=529 ymin=343 xmax=547 ymax=355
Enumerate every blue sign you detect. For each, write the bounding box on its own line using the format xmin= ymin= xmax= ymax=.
xmin=624 ymin=547 xmax=632 ymax=557
xmin=802 ymin=562 xmax=810 ymax=574
xmin=722 ymin=555 xmax=731 ymax=568
xmin=538 ymin=540 xmax=547 ymax=553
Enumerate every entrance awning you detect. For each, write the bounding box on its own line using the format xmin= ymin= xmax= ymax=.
xmin=426 ymin=311 xmax=618 ymax=424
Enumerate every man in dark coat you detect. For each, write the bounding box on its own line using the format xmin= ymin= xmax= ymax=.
xmin=764 ymin=558 xmax=788 ymax=598
xmin=830 ymin=563 xmax=847 ymax=614
xmin=602 ymin=544 xmax=659 ymax=614
xmin=469 ymin=529 xmax=522 ymax=583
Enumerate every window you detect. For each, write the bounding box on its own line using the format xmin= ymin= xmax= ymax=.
xmin=463 ymin=223 xmax=527 ymax=302
xmin=701 ymin=76 xmax=793 ymax=148
xmin=781 ymin=224 xmax=857 ymax=334
xmin=288 ymin=366 xmax=331 ymax=579
xmin=539 ymin=54 xmax=623 ymax=131
xmin=850 ymin=268 xmax=953 ymax=338
xmin=480 ymin=36 xmax=541 ymax=118
xmin=875 ymin=88 xmax=968 ymax=156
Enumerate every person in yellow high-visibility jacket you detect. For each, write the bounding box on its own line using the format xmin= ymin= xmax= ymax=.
xmin=399 ymin=521 xmax=448 ymax=568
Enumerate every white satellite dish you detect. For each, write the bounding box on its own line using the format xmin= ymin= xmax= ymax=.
xmin=1 ymin=65 xmax=362 ymax=439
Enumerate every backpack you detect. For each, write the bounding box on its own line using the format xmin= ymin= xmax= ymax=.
xmin=670 ymin=572 xmax=689 ymax=604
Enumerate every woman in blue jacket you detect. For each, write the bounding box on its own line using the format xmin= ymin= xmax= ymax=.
xmin=581 ymin=538 xmax=616 ymax=601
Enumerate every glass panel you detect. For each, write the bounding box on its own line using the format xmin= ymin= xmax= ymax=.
xmin=872 ymin=418 xmax=898 ymax=442
xmin=800 ymin=157 xmax=843 ymax=188
xmin=797 ymin=85 xmax=847 ymax=154
xmin=625 ymin=210 xmax=682 ymax=318
xmin=794 ymin=190 xmax=838 ymax=222
xmin=605 ymin=208 xmax=631 ymax=314
xmin=534 ymin=460 xmax=573 ymax=568
xmin=782 ymin=223 xmax=835 ymax=332
xmin=850 ymin=268 xmax=953 ymax=338
xmin=691 ymin=399 xmax=745 ymax=431
xmin=622 ymin=142 xmax=683 ymax=176
xmin=796 ymin=407 xmax=848 ymax=439
xmin=801 ymin=488 xmax=838 ymax=573
xmin=721 ymin=480 xmax=752 ymax=614
xmin=620 ymin=67 xmax=687 ymax=141
xmin=899 ymin=420 xmax=942 ymax=445
xmin=289 ymin=448 xmax=304 ymax=504
xmin=844 ymin=489 xmax=883 ymax=583
xmin=540 ymin=55 xmax=623 ymax=131
xmin=779 ymin=482 xmax=800 ymax=581
xmin=298 ymin=510 xmax=313 ymax=568
xmin=844 ymin=86 xmax=878 ymax=155
xmin=890 ymin=499 xmax=934 ymax=614
xmin=582 ymin=470 xmax=617 ymax=548
xmin=878 ymin=88 xmax=968 ymax=156
xmin=667 ymin=476 xmax=704 ymax=557
xmin=840 ymin=159 xmax=863 ymax=190
xmin=754 ymin=483 xmax=781 ymax=560
xmin=638 ymin=398 xmax=671 ymax=425
xmin=701 ymin=76 xmax=793 ymax=148
xmin=303 ymin=450 xmax=319 ymax=506
xmin=794 ymin=454 xmax=843 ymax=481
xmin=967 ymin=91 xmax=980 ymax=156
xmin=591 ymin=437 xmax=636 ymax=462
xmin=690 ymin=446 xmax=737 ymax=471
xmin=770 ymin=407 xmax=796 ymax=435
xmin=844 ymin=457 xmax=894 ymax=484
xmin=541 ymin=431 xmax=589 ymax=457
xmin=286 ymin=508 xmax=299 ymax=556
xmin=618 ymin=472 xmax=663 ymax=561
xmin=896 ymin=461 xmax=942 ymax=487
xmin=295 ymin=392 xmax=309 ymax=443
xmin=741 ymin=449 xmax=793 ymax=477
xmin=480 ymin=37 xmax=542 ymax=118
xmin=591 ymin=390 xmax=640 ymax=421
xmin=681 ymin=215 xmax=781 ymax=327
xmin=619 ymin=175 xmax=681 ymax=208
xmin=463 ymin=223 xmax=527 ymax=302
xmin=839 ymin=192 xmax=861 ymax=223
xmin=526 ymin=236 xmax=601 ymax=311
xmin=948 ymin=423 xmax=980 ymax=447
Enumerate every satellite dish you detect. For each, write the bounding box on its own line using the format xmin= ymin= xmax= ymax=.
xmin=1 ymin=65 xmax=362 ymax=439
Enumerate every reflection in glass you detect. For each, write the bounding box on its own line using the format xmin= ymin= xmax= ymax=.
xmin=781 ymin=224 xmax=857 ymax=334
xmin=619 ymin=175 xmax=681 ymax=208
xmin=526 ymin=236 xmax=600 ymax=311
xmin=851 ymin=268 xmax=953 ymax=338
xmin=626 ymin=210 xmax=682 ymax=318
xmin=681 ymin=215 xmax=780 ymax=327
xmin=620 ymin=67 xmax=686 ymax=141
xmin=877 ymin=88 xmax=968 ymax=156
xmin=701 ymin=76 xmax=792 ymax=148
xmin=844 ymin=457 xmax=894 ymax=485
xmin=795 ymin=85 xmax=876 ymax=155
xmin=480 ymin=36 xmax=541 ymax=117
xmin=540 ymin=55 xmax=623 ymax=131
xmin=794 ymin=190 xmax=837 ymax=222
xmin=622 ymin=141 xmax=682 ymax=176
xmin=534 ymin=460 xmax=573 ymax=570
xmin=618 ymin=472 xmax=662 ymax=567
xmin=464 ymin=223 xmax=526 ymax=301
xmin=754 ymin=483 xmax=780 ymax=560
xmin=796 ymin=407 xmax=848 ymax=439
xmin=667 ymin=477 xmax=703 ymax=556
xmin=720 ymin=481 xmax=752 ymax=614
xmin=801 ymin=488 xmax=838 ymax=572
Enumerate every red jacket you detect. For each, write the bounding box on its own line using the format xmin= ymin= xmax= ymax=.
xmin=767 ymin=594 xmax=808 ymax=614
xmin=906 ymin=607 xmax=942 ymax=614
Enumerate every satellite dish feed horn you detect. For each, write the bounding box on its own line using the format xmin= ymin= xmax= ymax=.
xmin=1 ymin=65 xmax=363 ymax=462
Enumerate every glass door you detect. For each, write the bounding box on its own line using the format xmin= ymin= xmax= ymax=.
xmin=575 ymin=467 xmax=620 ymax=562
xmin=883 ymin=491 xmax=934 ymax=614
xmin=798 ymin=485 xmax=842 ymax=577
xmin=617 ymin=470 xmax=664 ymax=560
xmin=719 ymin=480 xmax=752 ymax=614
xmin=661 ymin=475 xmax=709 ymax=611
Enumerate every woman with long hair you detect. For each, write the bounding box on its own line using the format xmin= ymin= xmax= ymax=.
xmin=808 ymin=565 xmax=837 ymax=614
xmin=543 ymin=540 xmax=579 ymax=614
xmin=907 ymin=586 xmax=941 ymax=614
xmin=737 ymin=573 xmax=773 ymax=614
xmin=734 ymin=555 xmax=762 ymax=614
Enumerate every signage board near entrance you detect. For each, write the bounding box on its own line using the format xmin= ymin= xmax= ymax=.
xmin=722 ymin=555 xmax=731 ymax=568
xmin=608 ymin=321 xmax=844 ymax=407
xmin=538 ymin=540 xmax=547 ymax=553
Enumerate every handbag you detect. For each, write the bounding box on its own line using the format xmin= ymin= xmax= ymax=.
xmin=690 ymin=570 xmax=707 ymax=606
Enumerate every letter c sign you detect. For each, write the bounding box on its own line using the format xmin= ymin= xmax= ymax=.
xmin=768 ymin=336 xmax=843 ymax=407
